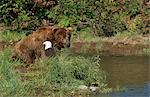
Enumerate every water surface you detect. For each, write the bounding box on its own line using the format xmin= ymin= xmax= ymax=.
xmin=98 ymin=55 xmax=150 ymax=97
xmin=100 ymin=55 xmax=149 ymax=88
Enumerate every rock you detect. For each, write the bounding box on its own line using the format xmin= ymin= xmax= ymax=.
xmin=78 ymin=85 xmax=88 ymax=90
xmin=89 ymin=86 xmax=98 ymax=91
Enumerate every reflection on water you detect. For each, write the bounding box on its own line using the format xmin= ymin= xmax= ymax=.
xmin=100 ymin=55 xmax=149 ymax=88
xmin=97 ymin=55 xmax=150 ymax=97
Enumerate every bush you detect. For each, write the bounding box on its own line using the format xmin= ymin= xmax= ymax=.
xmin=0 ymin=0 xmax=149 ymax=36
xmin=45 ymin=52 xmax=105 ymax=87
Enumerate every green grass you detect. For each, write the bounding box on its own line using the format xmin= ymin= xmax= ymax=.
xmin=143 ymin=48 xmax=150 ymax=55
xmin=115 ymin=30 xmax=139 ymax=38
xmin=73 ymin=27 xmax=101 ymax=42
xmin=0 ymin=48 xmax=106 ymax=97
xmin=0 ymin=49 xmax=27 ymax=97
xmin=0 ymin=30 xmax=26 ymax=42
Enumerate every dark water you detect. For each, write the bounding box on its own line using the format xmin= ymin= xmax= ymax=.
xmin=95 ymin=84 xmax=150 ymax=97
xmin=97 ymin=55 xmax=150 ymax=97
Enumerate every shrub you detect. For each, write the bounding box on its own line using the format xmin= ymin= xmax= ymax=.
xmin=0 ymin=0 xmax=148 ymax=36
xmin=35 ymin=50 xmax=106 ymax=89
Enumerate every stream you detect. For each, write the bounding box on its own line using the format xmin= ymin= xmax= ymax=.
xmin=94 ymin=55 xmax=149 ymax=97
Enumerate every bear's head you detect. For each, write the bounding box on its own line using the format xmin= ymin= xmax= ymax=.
xmin=51 ymin=27 xmax=72 ymax=50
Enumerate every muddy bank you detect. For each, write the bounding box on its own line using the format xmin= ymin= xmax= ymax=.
xmin=71 ymin=36 xmax=149 ymax=56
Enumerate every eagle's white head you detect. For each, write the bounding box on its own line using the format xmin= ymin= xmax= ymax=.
xmin=43 ymin=41 xmax=52 ymax=50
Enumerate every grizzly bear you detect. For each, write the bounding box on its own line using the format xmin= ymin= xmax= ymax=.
xmin=12 ymin=26 xmax=72 ymax=64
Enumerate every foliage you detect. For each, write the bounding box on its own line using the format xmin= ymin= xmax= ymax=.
xmin=0 ymin=49 xmax=106 ymax=96
xmin=0 ymin=0 xmax=31 ymax=27
xmin=0 ymin=0 xmax=149 ymax=36
xmin=43 ymin=50 xmax=106 ymax=87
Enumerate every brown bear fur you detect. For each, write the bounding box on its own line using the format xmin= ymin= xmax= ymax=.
xmin=12 ymin=26 xmax=72 ymax=64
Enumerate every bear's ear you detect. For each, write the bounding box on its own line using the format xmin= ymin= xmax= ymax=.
xmin=51 ymin=27 xmax=61 ymax=39
xmin=53 ymin=27 xmax=66 ymax=36
xmin=52 ymin=27 xmax=59 ymax=34
xmin=65 ymin=27 xmax=73 ymax=33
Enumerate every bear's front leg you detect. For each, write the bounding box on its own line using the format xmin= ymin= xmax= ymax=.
xmin=21 ymin=53 xmax=34 ymax=64
xmin=34 ymin=48 xmax=48 ymax=60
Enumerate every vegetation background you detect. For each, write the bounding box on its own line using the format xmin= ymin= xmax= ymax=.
xmin=0 ymin=0 xmax=149 ymax=97
xmin=0 ymin=0 xmax=149 ymax=36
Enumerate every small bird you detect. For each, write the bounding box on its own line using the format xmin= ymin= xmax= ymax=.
xmin=43 ymin=41 xmax=55 ymax=57
xmin=43 ymin=41 xmax=52 ymax=50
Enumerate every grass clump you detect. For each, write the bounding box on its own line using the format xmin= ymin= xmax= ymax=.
xmin=46 ymin=51 xmax=105 ymax=86
xmin=0 ymin=30 xmax=26 ymax=42
xmin=0 ymin=49 xmax=106 ymax=97
xmin=0 ymin=49 xmax=27 ymax=97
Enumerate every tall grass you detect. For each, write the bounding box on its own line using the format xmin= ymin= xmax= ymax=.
xmin=0 ymin=30 xmax=26 ymax=42
xmin=0 ymin=48 xmax=106 ymax=97
xmin=0 ymin=49 xmax=27 ymax=97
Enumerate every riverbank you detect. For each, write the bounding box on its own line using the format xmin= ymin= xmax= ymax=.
xmin=72 ymin=35 xmax=149 ymax=56
xmin=0 ymin=34 xmax=149 ymax=56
